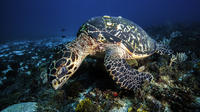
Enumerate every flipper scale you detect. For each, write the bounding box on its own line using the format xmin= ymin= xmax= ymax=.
xmin=104 ymin=48 xmax=153 ymax=91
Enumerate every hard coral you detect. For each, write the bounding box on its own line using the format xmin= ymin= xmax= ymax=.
xmin=75 ymin=98 xmax=100 ymax=112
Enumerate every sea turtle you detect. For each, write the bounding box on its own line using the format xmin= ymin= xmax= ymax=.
xmin=48 ymin=16 xmax=172 ymax=91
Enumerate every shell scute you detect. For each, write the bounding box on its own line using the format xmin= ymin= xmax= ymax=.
xmin=78 ymin=16 xmax=157 ymax=55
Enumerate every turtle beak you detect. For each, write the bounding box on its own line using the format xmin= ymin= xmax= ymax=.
xmin=48 ymin=74 xmax=57 ymax=88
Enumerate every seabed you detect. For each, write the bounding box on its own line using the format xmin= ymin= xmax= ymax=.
xmin=0 ymin=23 xmax=200 ymax=112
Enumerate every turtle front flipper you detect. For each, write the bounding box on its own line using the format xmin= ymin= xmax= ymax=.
xmin=104 ymin=47 xmax=153 ymax=91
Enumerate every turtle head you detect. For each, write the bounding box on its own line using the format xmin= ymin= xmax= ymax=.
xmin=48 ymin=58 xmax=72 ymax=90
xmin=48 ymin=49 xmax=80 ymax=90
xmin=48 ymin=33 xmax=93 ymax=90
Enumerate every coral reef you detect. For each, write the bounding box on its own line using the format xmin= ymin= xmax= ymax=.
xmin=75 ymin=98 xmax=99 ymax=112
xmin=0 ymin=23 xmax=200 ymax=112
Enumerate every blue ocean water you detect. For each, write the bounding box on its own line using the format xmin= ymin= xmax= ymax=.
xmin=0 ymin=0 xmax=200 ymax=42
xmin=0 ymin=0 xmax=200 ymax=112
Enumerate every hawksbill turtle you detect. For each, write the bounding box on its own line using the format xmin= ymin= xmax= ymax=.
xmin=48 ymin=16 xmax=172 ymax=91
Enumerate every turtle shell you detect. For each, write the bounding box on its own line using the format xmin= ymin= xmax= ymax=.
xmin=77 ymin=16 xmax=157 ymax=55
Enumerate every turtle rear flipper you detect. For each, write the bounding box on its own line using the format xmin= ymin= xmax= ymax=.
xmin=156 ymin=43 xmax=173 ymax=55
xmin=104 ymin=48 xmax=153 ymax=91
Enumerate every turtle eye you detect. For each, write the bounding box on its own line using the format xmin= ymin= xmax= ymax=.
xmin=57 ymin=66 xmax=68 ymax=79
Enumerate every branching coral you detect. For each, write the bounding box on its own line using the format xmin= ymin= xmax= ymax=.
xmin=169 ymin=54 xmax=177 ymax=66
xmin=169 ymin=52 xmax=188 ymax=66
xmin=176 ymin=52 xmax=188 ymax=63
